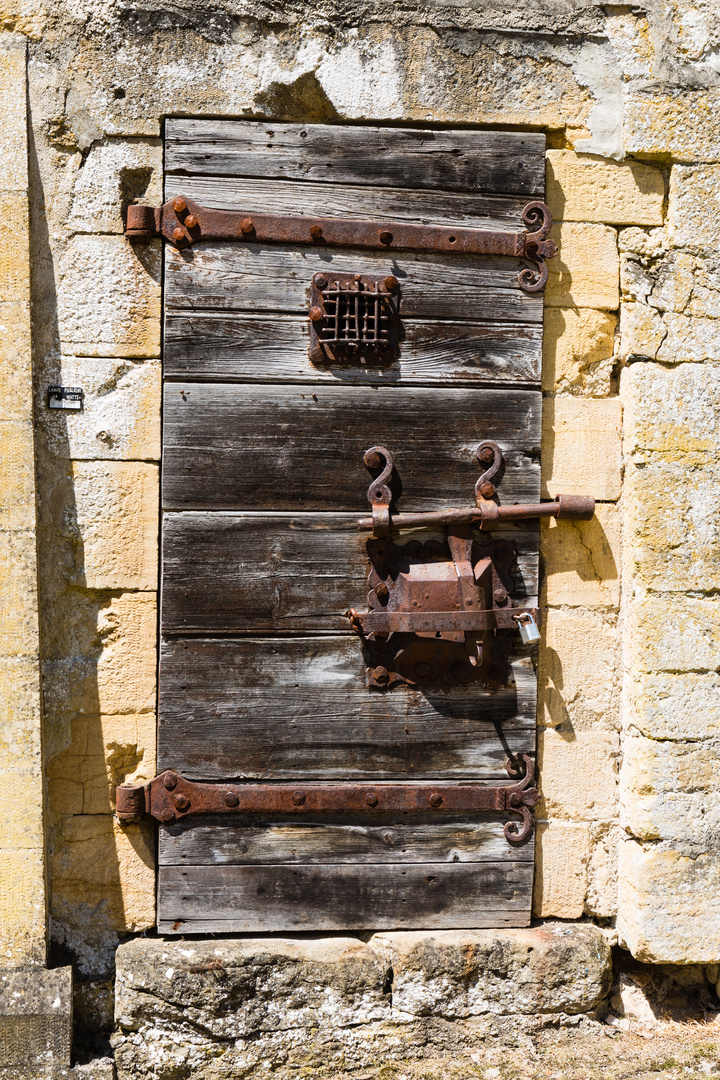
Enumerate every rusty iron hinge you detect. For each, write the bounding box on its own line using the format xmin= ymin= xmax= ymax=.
xmin=126 ymin=197 xmax=558 ymax=293
xmin=346 ymin=442 xmax=594 ymax=689
xmin=116 ymin=755 xmax=538 ymax=843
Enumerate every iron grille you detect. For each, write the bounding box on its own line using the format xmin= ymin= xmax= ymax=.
xmin=308 ymin=272 xmax=401 ymax=364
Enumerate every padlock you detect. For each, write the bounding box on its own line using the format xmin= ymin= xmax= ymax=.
xmin=514 ymin=612 xmax=541 ymax=645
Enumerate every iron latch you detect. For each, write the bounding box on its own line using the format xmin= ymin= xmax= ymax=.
xmin=116 ymin=755 xmax=538 ymax=843
xmin=347 ymin=442 xmax=595 ymax=689
xmin=126 ymin=197 xmax=557 ymax=292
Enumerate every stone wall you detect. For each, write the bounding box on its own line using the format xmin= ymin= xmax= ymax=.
xmin=0 ymin=0 xmax=717 ymax=1035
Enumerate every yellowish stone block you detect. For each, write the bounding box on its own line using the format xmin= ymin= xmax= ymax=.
xmin=0 ymin=420 xmax=38 ymax=531
xmin=48 ymin=713 xmax=156 ymax=816
xmin=625 ymin=88 xmax=720 ymax=164
xmin=533 ymin=821 xmax=590 ymax=919
xmin=51 ymin=815 xmax=154 ymax=932
xmin=623 ymin=362 xmax=720 ymax=455
xmin=619 ymin=302 xmax=665 ymax=361
xmin=542 ymin=307 xmax=617 ymax=395
xmin=545 ymin=223 xmax=619 ymax=310
xmin=669 ymin=164 xmax=720 ymax=252
xmin=0 ymin=528 xmax=39 ymax=657
xmin=0 ymin=848 xmax=46 ymax=966
xmin=0 ymin=37 xmax=28 ymax=191
xmin=0 ymin=770 xmax=44 ymax=850
xmin=542 ymin=396 xmax=622 ymax=500
xmin=539 ymin=610 xmax=619 ymax=730
xmin=632 ymin=673 xmax=720 ymax=741
xmin=57 ymin=235 xmax=160 ymax=358
xmin=0 ymin=303 xmax=32 ymax=422
xmin=541 ymin=502 xmax=620 ymax=608
xmin=630 ymin=595 xmax=720 ymax=674
xmin=0 ymin=193 xmax=29 ymax=305
xmin=537 ymin=729 xmax=619 ymax=822
xmin=546 ymin=150 xmax=664 ymax=226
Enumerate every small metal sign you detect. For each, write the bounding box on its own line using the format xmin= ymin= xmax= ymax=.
xmin=47 ymin=385 xmax=84 ymax=410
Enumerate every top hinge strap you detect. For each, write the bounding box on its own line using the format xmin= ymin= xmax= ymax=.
xmin=126 ymin=197 xmax=557 ymax=293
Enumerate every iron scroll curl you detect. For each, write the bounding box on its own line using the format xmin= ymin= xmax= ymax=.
xmin=518 ymin=201 xmax=557 ymax=293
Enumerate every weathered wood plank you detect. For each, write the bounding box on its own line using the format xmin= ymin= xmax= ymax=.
xmin=161 ymin=384 xmax=541 ymax=512
xmin=163 ymin=313 xmax=542 ymax=387
xmin=158 ymin=815 xmax=534 ymax=866
xmin=165 ymin=120 xmax=546 ymax=197
xmin=158 ymin=638 xmax=536 ymax=779
xmin=157 ymin=860 xmax=533 ymax=932
xmin=161 ymin=513 xmax=539 ymax=633
xmin=166 ymin=175 xmax=534 ymax=232
xmin=164 ymin=244 xmax=543 ymax=324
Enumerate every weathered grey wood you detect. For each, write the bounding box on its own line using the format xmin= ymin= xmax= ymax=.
xmin=164 ymin=244 xmax=543 ymax=324
xmin=159 ymin=816 xmax=534 ymax=865
xmin=161 ymin=384 xmax=541 ymax=512
xmin=158 ymin=638 xmax=536 ymax=779
xmin=166 ymin=175 xmax=534 ymax=232
xmin=163 ymin=313 xmax=542 ymax=387
xmin=157 ymin=860 xmax=533 ymax=932
xmin=161 ymin=513 xmax=539 ymax=633
xmin=165 ymin=120 xmax=546 ymax=197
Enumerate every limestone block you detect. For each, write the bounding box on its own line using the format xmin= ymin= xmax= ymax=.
xmin=621 ymin=248 xmax=720 ymax=320
xmin=0 ymin=767 xmax=44 ymax=851
xmin=629 ymin=595 xmax=720 ymax=674
xmin=545 ymin=223 xmax=619 ymax=311
xmin=533 ymin=821 xmax=590 ymax=919
xmin=585 ymin=825 xmax=619 ymax=919
xmin=537 ymin=728 xmax=619 ymax=821
xmin=0 ymin=656 xmax=42 ymax=755
xmin=618 ymin=837 xmax=720 ymax=963
xmin=47 ymin=713 xmax=156 ymax=816
xmin=0 ymin=421 xmax=38 ymax=531
xmin=541 ymin=502 xmax=620 ymax=608
xmin=0 ymin=529 xmax=39 ymax=657
xmin=538 ymin=610 xmax=619 ymax=730
xmin=632 ymin=673 xmax=720 ymax=741
xmin=669 ymin=165 xmax=720 ymax=253
xmin=657 ymin=312 xmax=720 ymax=364
xmin=542 ymin=396 xmax=622 ymax=500
xmin=370 ymin=926 xmax=611 ymax=1017
xmin=625 ymin=455 xmax=720 ymax=592
xmin=546 ymin=151 xmax=664 ymax=226
xmin=0 ymin=37 xmax=28 ymax=192
xmin=619 ymin=302 xmax=666 ymax=361
xmin=42 ymin=593 xmax=157 ymax=720
xmin=542 ymin=307 xmax=616 ymax=395
xmin=621 ymin=734 xmax=720 ymax=850
xmin=0 ymin=193 xmax=29 ymax=305
xmin=0 ymin=967 xmax=72 ymax=1068
xmin=51 ymin=815 xmax=154 ymax=932
xmin=57 ymin=235 xmax=160 ymax=358
xmin=623 ymin=362 xmax=720 ymax=455
xmin=63 ymin=461 xmax=159 ymax=590
xmin=68 ymin=139 xmax=162 ymax=234
xmin=0 ymin=849 xmax=46 ymax=966
xmin=114 ymin=937 xmax=390 ymax=1040
xmin=625 ymin=89 xmax=720 ymax=164
xmin=0 ymin=304 xmax=33 ymax=422
xmin=40 ymin=357 xmax=161 ymax=461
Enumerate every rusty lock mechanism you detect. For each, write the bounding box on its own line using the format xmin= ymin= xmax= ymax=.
xmin=347 ymin=442 xmax=595 ymax=690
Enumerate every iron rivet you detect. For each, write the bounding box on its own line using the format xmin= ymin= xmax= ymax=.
xmin=309 ymin=306 xmax=324 ymax=322
xmin=372 ymin=666 xmax=389 ymax=684
xmin=315 ymin=274 xmax=328 ymax=289
xmin=479 ymin=447 xmax=494 ymax=464
xmin=172 ymin=227 xmax=185 ymax=242
xmin=240 ymin=217 xmax=254 ymax=235
xmin=384 ymin=275 xmax=399 ymax=291
xmin=415 ymin=662 xmax=431 ymax=679
xmin=310 ymin=224 xmax=323 ymax=240
xmin=160 ymin=810 xmax=174 ymax=824
xmin=480 ymin=482 xmax=495 ymax=498
xmin=375 ymin=582 xmax=389 ymax=600
xmin=174 ymin=794 xmax=190 ymax=811
xmin=224 ymin=792 xmax=239 ymax=808
xmin=494 ymin=588 xmax=507 ymax=604
xmin=291 ymin=791 xmax=306 ymax=806
xmin=172 ymin=196 xmax=186 ymax=214
xmin=164 ymin=773 xmax=178 ymax=790
xmin=185 ymin=214 xmax=198 ymax=228
xmin=428 ymin=792 xmax=443 ymax=808
xmin=365 ymin=792 xmax=379 ymax=807
xmin=379 ymin=230 xmax=393 ymax=245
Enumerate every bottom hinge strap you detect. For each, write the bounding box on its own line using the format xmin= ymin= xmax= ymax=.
xmin=116 ymin=756 xmax=538 ymax=844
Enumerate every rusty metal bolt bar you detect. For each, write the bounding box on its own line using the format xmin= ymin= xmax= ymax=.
xmin=125 ymin=198 xmax=557 ymax=293
xmin=116 ymin=756 xmax=538 ymax=843
xmin=356 ymin=493 xmax=595 ymax=532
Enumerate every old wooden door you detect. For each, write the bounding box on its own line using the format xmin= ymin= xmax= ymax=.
xmin=157 ymin=120 xmax=545 ymax=933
